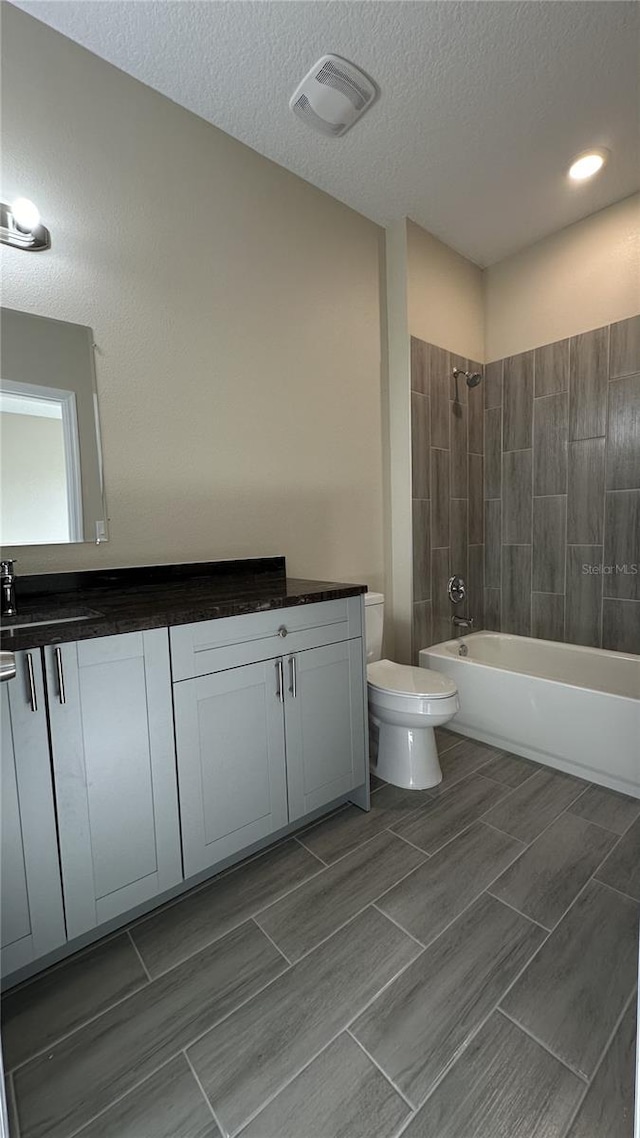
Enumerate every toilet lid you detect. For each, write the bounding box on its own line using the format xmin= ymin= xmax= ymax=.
xmin=367 ymin=659 xmax=457 ymax=698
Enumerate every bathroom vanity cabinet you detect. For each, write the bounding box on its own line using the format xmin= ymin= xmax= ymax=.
xmin=0 ymin=652 xmax=66 ymax=977
xmin=1 ymin=633 xmax=181 ymax=974
xmin=45 ymin=631 xmax=183 ymax=940
xmin=171 ymin=597 xmax=365 ymax=876
xmin=0 ymin=590 xmax=367 ymax=985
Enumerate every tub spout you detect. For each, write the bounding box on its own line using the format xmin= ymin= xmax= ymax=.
xmin=452 ymin=615 xmax=474 ymax=634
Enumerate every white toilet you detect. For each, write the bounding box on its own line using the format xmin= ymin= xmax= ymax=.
xmin=365 ymin=593 xmax=459 ymax=790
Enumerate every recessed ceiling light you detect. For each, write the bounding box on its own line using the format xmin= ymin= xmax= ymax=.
xmin=568 ymin=149 xmax=608 ymax=182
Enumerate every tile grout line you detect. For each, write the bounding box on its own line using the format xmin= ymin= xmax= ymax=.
xmin=128 ymin=861 xmax=328 ymax=981
xmin=2 ymin=926 xmax=126 ymax=1000
xmin=126 ymin=929 xmax=152 ymax=983
xmin=530 ymin=831 xmax=633 ymax=933
xmin=377 ymin=829 xmax=533 ymax=950
xmin=294 ymin=800 xmax=438 ymax=869
xmin=8 ymin=922 xmax=294 ymax=1081
xmin=394 ymin=976 xmax=589 ymax=1138
xmin=496 ymin=1006 xmax=588 ymax=1083
xmin=373 ymin=827 xmax=536 ymax=959
xmin=56 ymin=893 xmax=426 ymax=1133
xmin=388 ymin=828 xmax=433 ymax=858
xmin=227 ymin=910 xmax=433 ymax=1138
xmin=482 ymin=890 xmax=550 ymax=933
xmin=480 ymin=817 xmax=531 ymax=843
xmin=223 ymin=1032 xmax=347 ymax=1137
xmin=11 ymin=856 xmax=331 ymax=1067
xmin=292 ymin=834 xmax=329 ymax=866
xmin=62 ymin=1053 xmax=180 ymax=1138
xmin=291 ymin=835 xmax=329 ymax=868
xmin=389 ymin=911 xmax=560 ymax=1133
xmin=480 ymin=787 xmax=592 ymax=852
xmin=592 ymin=876 xmax=640 ymax=907
xmin=485 ymin=828 xmax=639 ymax=1081
xmin=346 ymin=1027 xmax=416 ymax=1111
xmin=397 ymin=892 xmax=565 ymax=1117
xmin=251 ymin=918 xmax=293 ymax=967
xmin=129 ymin=828 xmax=326 ymax=938
xmin=183 ymin=1048 xmax=227 ymax=1137
xmin=476 ymin=778 xmax=591 ymax=848
xmin=342 ymin=938 xmax=429 ymax=1041
xmin=288 ymin=803 xmax=439 ymax=872
xmin=260 ymin=847 xmax=434 ymax=966
xmin=7 ymin=970 xmax=154 ymax=1076
xmin=568 ymin=807 xmax=640 ymax=839
xmin=386 ymin=763 xmax=547 ymax=860
xmin=41 ymin=939 xmax=303 ymax=1137
xmin=596 ymin=800 xmax=640 ymax=840
xmin=370 ymin=903 xmax=430 ymax=951
xmin=557 ymin=985 xmax=638 ymax=1138
xmin=484 ymin=789 xmax=631 ymax=931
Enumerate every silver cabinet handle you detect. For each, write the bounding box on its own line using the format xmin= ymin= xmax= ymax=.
xmin=277 ymin=626 xmax=288 ymax=638
xmin=26 ymin=653 xmax=37 ymax=713
xmin=54 ymin=647 xmax=66 ymax=704
xmin=276 ymin=659 xmax=285 ymax=703
xmin=289 ymin=655 xmax=297 ymax=698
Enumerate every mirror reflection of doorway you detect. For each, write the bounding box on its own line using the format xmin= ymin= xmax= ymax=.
xmin=0 ymin=381 xmax=83 ymax=545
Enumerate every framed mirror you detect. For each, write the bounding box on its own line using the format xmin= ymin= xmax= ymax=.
xmin=0 ymin=307 xmax=108 ymax=546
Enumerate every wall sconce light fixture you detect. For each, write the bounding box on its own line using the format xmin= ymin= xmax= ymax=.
xmin=1 ymin=198 xmax=51 ymax=251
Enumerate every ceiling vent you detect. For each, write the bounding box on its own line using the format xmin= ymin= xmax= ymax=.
xmin=289 ymin=55 xmax=377 ymax=137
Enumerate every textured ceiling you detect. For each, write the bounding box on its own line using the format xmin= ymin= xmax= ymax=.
xmin=11 ymin=0 xmax=640 ymax=265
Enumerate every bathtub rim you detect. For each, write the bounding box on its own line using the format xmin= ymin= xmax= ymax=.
xmin=423 ymin=630 xmax=640 ymax=703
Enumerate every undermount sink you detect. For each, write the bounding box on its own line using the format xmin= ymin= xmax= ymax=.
xmin=2 ymin=607 xmax=103 ymax=631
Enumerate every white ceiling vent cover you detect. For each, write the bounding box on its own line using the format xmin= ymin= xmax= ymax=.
xmin=289 ymin=55 xmax=377 ymax=137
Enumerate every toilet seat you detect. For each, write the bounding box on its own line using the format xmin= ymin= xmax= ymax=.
xmin=367 ymin=659 xmax=457 ymax=699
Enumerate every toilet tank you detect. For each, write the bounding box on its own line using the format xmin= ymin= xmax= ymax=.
xmin=364 ymin=592 xmax=384 ymax=663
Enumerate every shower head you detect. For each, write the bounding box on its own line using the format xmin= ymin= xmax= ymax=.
xmin=452 ymin=367 xmax=482 ymax=389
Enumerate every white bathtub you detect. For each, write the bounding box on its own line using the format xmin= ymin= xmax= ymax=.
xmin=420 ymin=632 xmax=640 ymax=798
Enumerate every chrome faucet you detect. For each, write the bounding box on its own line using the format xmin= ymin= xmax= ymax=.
xmin=1 ymin=560 xmax=17 ymax=617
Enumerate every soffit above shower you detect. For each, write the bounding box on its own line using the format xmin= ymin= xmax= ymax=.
xmin=11 ymin=0 xmax=640 ymax=267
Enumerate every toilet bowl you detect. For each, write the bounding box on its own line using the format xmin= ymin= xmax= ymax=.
xmin=363 ymin=592 xmax=459 ymax=790
xmin=367 ymin=659 xmax=459 ymax=789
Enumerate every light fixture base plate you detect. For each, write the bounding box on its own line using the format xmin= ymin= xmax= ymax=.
xmin=0 ymin=202 xmax=51 ymax=251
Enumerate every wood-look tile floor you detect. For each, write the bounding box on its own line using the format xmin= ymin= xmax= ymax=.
xmin=3 ymin=729 xmax=638 ymax=1138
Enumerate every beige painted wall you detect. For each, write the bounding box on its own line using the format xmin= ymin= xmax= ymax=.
xmin=406 ymin=219 xmax=485 ymax=362
xmin=384 ymin=219 xmax=484 ymax=661
xmin=1 ymin=5 xmax=384 ymax=589
xmin=485 ymin=193 xmax=640 ymax=361
xmin=383 ymin=222 xmax=412 ymax=662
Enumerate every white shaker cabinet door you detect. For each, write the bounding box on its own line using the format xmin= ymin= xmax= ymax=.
xmin=46 ymin=629 xmax=182 ymax=939
xmin=174 ymin=659 xmax=289 ymax=878
xmin=285 ymin=639 xmax=366 ymax=823
xmin=1 ymin=651 xmax=66 ymax=977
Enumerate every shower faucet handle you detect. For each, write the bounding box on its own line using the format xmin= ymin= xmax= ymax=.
xmin=448 ymin=575 xmax=466 ymax=605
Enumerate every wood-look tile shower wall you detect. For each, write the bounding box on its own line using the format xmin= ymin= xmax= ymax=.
xmin=483 ymin=314 xmax=640 ymax=654
xmin=410 ymin=338 xmax=484 ymax=661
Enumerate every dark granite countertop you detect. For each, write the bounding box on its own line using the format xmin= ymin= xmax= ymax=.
xmin=0 ymin=557 xmax=367 ymax=651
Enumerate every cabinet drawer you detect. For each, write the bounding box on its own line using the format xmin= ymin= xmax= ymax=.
xmin=170 ymin=596 xmax=363 ymax=680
